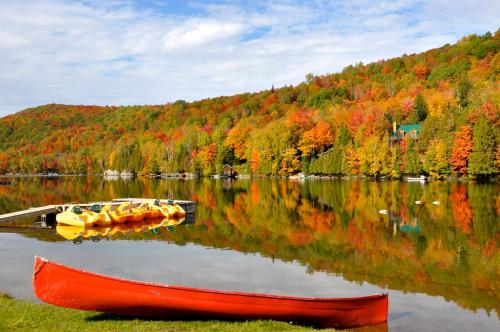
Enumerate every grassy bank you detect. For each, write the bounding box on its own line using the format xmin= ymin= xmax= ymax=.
xmin=0 ymin=293 xmax=333 ymax=331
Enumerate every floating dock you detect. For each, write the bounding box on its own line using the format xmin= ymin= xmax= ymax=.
xmin=0 ymin=198 xmax=196 ymax=224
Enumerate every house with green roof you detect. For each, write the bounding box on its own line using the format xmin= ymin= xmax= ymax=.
xmin=390 ymin=122 xmax=421 ymax=144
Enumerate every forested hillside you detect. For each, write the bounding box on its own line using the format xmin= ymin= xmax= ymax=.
xmin=0 ymin=31 xmax=499 ymax=177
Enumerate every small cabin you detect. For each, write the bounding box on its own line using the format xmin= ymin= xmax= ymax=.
xmin=390 ymin=122 xmax=420 ymax=145
xmin=222 ymin=164 xmax=233 ymax=176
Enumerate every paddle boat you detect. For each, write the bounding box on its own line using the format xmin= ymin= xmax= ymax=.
xmin=102 ymin=203 xmax=130 ymax=224
xmin=407 ymin=175 xmax=426 ymax=182
xmin=55 ymin=205 xmax=101 ymax=227
xmin=33 ymin=257 xmax=388 ymax=329
xmin=117 ymin=202 xmax=146 ymax=223
xmin=55 ymin=217 xmax=185 ymax=242
xmin=55 ymin=199 xmax=187 ymax=227
xmin=159 ymin=199 xmax=186 ymax=217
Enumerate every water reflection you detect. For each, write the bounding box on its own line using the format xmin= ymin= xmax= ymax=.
xmin=0 ymin=177 xmax=498 ymax=317
xmin=56 ymin=217 xmax=188 ymax=244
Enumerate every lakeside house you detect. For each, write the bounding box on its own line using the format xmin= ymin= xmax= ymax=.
xmin=390 ymin=122 xmax=420 ymax=145
xmin=222 ymin=164 xmax=235 ymax=178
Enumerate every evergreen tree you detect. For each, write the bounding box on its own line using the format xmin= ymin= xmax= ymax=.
xmin=414 ymin=94 xmax=428 ymax=122
xmin=338 ymin=125 xmax=351 ymax=146
xmin=405 ymin=139 xmax=422 ymax=175
xmin=148 ymin=159 xmax=160 ymax=174
xmin=469 ymin=117 xmax=497 ymax=176
xmin=331 ymin=144 xmax=342 ymax=174
xmin=457 ymin=76 xmax=472 ymax=108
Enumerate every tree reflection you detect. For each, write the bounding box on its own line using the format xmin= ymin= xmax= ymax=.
xmin=0 ymin=177 xmax=498 ymax=315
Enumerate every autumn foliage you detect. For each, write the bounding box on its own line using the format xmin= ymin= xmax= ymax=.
xmin=0 ymin=31 xmax=498 ymax=177
xmin=451 ymin=125 xmax=473 ymax=175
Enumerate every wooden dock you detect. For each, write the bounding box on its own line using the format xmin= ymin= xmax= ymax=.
xmin=0 ymin=198 xmax=196 ymax=224
xmin=0 ymin=205 xmax=60 ymax=223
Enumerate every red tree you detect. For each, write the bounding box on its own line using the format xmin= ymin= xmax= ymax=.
xmin=451 ymin=125 xmax=473 ymax=175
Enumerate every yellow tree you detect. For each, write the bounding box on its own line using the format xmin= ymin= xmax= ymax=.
xmin=280 ymin=148 xmax=301 ymax=175
xmin=427 ymin=92 xmax=446 ymax=118
xmin=346 ymin=144 xmax=361 ymax=174
xmin=424 ymin=139 xmax=449 ymax=177
xmin=359 ymin=135 xmax=389 ymax=176
xmin=197 ymin=143 xmax=217 ymax=176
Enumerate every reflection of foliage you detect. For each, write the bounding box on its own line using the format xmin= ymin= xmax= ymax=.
xmin=1 ymin=177 xmax=499 ymax=315
xmin=415 ymin=235 xmax=428 ymax=258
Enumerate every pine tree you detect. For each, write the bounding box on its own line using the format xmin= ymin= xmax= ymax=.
xmin=457 ymin=76 xmax=472 ymax=108
xmin=469 ymin=117 xmax=497 ymax=176
xmin=404 ymin=139 xmax=422 ymax=175
xmin=148 ymin=159 xmax=160 ymax=174
xmin=414 ymin=94 xmax=428 ymax=122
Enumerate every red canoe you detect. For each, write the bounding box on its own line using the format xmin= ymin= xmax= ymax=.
xmin=33 ymin=256 xmax=388 ymax=328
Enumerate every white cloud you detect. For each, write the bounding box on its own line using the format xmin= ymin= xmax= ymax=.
xmin=162 ymin=20 xmax=245 ymax=50
xmin=0 ymin=0 xmax=498 ymax=116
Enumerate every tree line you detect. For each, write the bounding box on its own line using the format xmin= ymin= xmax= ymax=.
xmin=0 ymin=31 xmax=498 ymax=178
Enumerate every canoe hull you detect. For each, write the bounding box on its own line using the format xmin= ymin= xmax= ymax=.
xmin=33 ymin=257 xmax=388 ymax=328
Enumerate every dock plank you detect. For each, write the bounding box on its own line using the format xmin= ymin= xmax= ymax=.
xmin=0 ymin=206 xmax=59 ymax=223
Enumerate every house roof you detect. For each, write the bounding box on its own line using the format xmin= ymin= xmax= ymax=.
xmin=397 ymin=124 xmax=421 ymax=133
xmin=391 ymin=123 xmax=421 ymax=139
xmin=400 ymin=223 xmax=421 ymax=233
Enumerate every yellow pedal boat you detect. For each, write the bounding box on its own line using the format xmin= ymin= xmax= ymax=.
xmin=159 ymin=199 xmax=186 ymax=217
xmin=56 ymin=205 xmax=101 ymax=227
xmin=102 ymin=203 xmax=129 ymax=224
xmin=118 ymin=203 xmax=146 ymax=223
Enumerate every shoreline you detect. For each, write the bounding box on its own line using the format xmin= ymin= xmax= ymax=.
xmin=0 ymin=173 xmax=497 ymax=183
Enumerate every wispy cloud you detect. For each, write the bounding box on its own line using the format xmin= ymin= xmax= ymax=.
xmin=0 ymin=0 xmax=498 ymax=116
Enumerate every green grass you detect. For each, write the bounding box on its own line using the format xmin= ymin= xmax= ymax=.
xmin=0 ymin=293 xmax=337 ymax=331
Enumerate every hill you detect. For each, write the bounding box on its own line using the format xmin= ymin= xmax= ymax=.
xmin=0 ymin=31 xmax=499 ymax=178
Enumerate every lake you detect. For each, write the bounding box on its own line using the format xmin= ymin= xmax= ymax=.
xmin=0 ymin=176 xmax=498 ymax=331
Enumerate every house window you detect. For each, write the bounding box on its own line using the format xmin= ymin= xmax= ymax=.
xmin=410 ymin=129 xmax=417 ymax=139
xmin=398 ymin=130 xmax=405 ymax=139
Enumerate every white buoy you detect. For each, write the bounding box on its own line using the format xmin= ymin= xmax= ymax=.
xmin=432 ymin=201 xmax=440 ymax=205
xmin=379 ymin=210 xmax=388 ymax=215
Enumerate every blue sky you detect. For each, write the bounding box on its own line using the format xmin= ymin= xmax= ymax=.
xmin=0 ymin=0 xmax=498 ymax=116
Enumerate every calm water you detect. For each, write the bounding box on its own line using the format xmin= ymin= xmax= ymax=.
xmin=0 ymin=177 xmax=498 ymax=331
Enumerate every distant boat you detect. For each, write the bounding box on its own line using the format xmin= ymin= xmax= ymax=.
xmin=407 ymin=175 xmax=426 ymax=182
xmin=379 ymin=210 xmax=388 ymax=215
xmin=289 ymin=173 xmax=306 ymax=180
xmin=220 ymin=173 xmax=236 ymax=179
xmin=432 ymin=201 xmax=440 ymax=205
xmin=33 ymin=257 xmax=388 ymax=329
